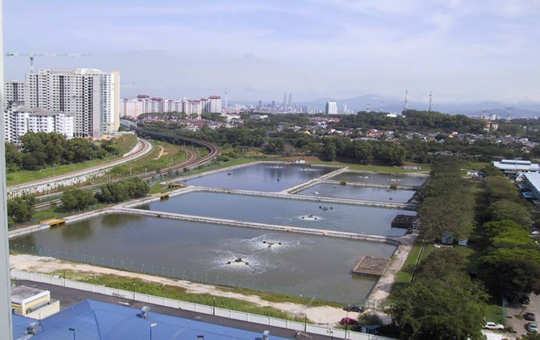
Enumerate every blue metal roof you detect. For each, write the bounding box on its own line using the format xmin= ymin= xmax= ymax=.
xmin=12 ymin=299 xmax=292 ymax=340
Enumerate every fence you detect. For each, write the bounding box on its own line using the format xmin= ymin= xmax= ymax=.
xmin=11 ymin=269 xmax=394 ymax=340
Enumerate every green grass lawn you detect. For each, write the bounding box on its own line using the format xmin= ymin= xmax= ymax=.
xmin=7 ymin=135 xmax=138 ymax=186
xmin=108 ymin=141 xmax=189 ymax=179
xmin=54 ymin=271 xmax=310 ymax=322
xmin=308 ymin=160 xmax=430 ymax=174
xmin=183 ymin=158 xmax=257 ymax=176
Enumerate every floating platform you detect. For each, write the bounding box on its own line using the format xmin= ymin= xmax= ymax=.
xmin=48 ymin=219 xmax=66 ymax=227
xmin=152 ymin=193 xmax=169 ymax=200
xmin=168 ymin=183 xmax=185 ymax=189
xmin=391 ymin=215 xmax=418 ymax=229
xmin=352 ymin=256 xmax=391 ymax=277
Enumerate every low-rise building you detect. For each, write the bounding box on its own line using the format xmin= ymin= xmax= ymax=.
xmin=4 ymin=103 xmax=74 ymax=145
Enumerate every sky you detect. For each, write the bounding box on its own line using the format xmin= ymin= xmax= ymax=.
xmin=4 ymin=0 xmax=540 ymax=104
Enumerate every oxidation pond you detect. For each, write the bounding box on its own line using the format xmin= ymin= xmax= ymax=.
xmin=141 ymin=191 xmax=415 ymax=236
xmin=298 ymin=183 xmax=416 ymax=203
xmin=11 ymin=214 xmax=397 ymax=303
xmin=179 ymin=163 xmax=336 ymax=192
xmin=331 ymin=172 xmax=427 ymax=187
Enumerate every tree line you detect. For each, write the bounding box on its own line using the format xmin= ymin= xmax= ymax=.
xmin=141 ymin=115 xmax=530 ymax=167
xmin=477 ymin=170 xmax=540 ymax=300
xmin=7 ymin=178 xmax=150 ymax=225
xmin=5 ymin=132 xmax=121 ymax=172
xmin=336 ymin=110 xmax=486 ymax=134
xmin=418 ymin=157 xmax=475 ymax=238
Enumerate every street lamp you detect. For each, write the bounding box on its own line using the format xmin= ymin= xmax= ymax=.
xmin=68 ymin=327 xmax=76 ymax=340
xmin=213 ymin=297 xmax=216 ymax=316
xmin=150 ymin=323 xmax=157 ymax=340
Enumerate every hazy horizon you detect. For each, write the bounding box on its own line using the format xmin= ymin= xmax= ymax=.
xmin=5 ymin=0 xmax=540 ymax=104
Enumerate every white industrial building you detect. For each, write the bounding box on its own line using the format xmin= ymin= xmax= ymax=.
xmin=4 ymin=103 xmax=74 ymax=145
xmin=325 ymin=101 xmax=338 ymax=115
xmin=6 ymin=68 xmax=120 ymax=138
xmin=523 ymin=172 xmax=540 ymax=201
xmin=492 ymin=159 xmax=540 ymax=174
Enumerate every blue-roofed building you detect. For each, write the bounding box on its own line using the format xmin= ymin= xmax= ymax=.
xmin=12 ymin=299 xmax=292 ymax=340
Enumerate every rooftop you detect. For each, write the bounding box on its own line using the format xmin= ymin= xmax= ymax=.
xmin=524 ymin=172 xmax=540 ymax=190
xmin=492 ymin=160 xmax=540 ymax=172
xmin=12 ymin=299 xmax=291 ymax=340
xmin=11 ymin=285 xmax=48 ymax=304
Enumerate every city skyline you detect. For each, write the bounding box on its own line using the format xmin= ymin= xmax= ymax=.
xmin=3 ymin=0 xmax=540 ymax=104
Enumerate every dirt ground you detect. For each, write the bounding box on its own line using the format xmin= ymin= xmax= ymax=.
xmin=10 ymin=254 xmax=354 ymax=326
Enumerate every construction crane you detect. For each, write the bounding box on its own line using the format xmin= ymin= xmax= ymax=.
xmin=4 ymin=52 xmax=92 ymax=73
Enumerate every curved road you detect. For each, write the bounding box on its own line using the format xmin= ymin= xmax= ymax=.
xmin=7 ymin=138 xmax=154 ymax=198
xmin=33 ymin=132 xmax=220 ymax=210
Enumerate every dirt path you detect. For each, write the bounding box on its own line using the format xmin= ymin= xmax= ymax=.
xmin=153 ymin=145 xmax=165 ymax=160
xmin=10 ymin=254 xmax=350 ymax=325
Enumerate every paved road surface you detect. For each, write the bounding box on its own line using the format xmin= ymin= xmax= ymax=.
xmin=505 ymin=293 xmax=540 ymax=337
xmin=7 ymin=138 xmax=153 ymax=197
xmin=15 ymin=280 xmax=335 ymax=340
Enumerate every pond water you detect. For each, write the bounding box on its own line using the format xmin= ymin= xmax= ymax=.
xmin=179 ymin=163 xmax=336 ymax=192
xmin=11 ymin=214 xmax=397 ymax=303
xmin=331 ymin=172 xmax=427 ymax=187
xmin=298 ymin=183 xmax=416 ymax=203
xmin=141 ymin=191 xmax=415 ymax=237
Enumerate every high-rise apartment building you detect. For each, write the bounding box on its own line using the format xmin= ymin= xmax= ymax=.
xmin=4 ymin=102 xmax=74 ymax=144
xmin=325 ymin=101 xmax=338 ymax=115
xmin=22 ymin=68 xmax=119 ymax=138
xmin=207 ymin=95 xmax=222 ymax=113
xmin=4 ymin=80 xmax=25 ymax=107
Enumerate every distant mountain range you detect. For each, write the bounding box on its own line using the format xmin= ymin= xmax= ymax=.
xmin=233 ymin=94 xmax=540 ymax=118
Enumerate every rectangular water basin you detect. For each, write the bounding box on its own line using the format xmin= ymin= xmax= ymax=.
xmin=11 ymin=214 xmax=397 ymax=303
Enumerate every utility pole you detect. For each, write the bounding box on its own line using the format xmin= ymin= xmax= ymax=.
xmin=0 ymin=1 xmax=14 ymax=338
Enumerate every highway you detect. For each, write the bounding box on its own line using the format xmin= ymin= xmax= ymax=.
xmin=7 ymin=137 xmax=153 ymax=198
xmin=15 ymin=280 xmax=331 ymax=340
xmin=32 ymin=130 xmax=220 ymax=210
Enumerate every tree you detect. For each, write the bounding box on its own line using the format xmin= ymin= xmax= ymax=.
xmin=5 ymin=142 xmax=22 ymax=171
xmin=95 ymin=178 xmax=149 ymax=203
xmin=487 ymin=200 xmax=531 ymax=226
xmin=357 ymin=312 xmax=382 ymax=325
xmin=484 ymin=176 xmax=519 ymax=203
xmin=391 ymin=275 xmax=487 ymax=340
xmin=7 ymin=196 xmax=35 ymax=223
xmin=321 ymin=141 xmax=337 ymax=161
xmin=415 ymin=249 xmax=466 ymax=280
xmin=391 ymin=275 xmax=486 ymax=340
xmin=392 ymin=248 xmax=487 ymax=340
xmin=479 ymin=248 xmax=540 ymax=299
xmin=61 ymin=189 xmax=97 ymax=211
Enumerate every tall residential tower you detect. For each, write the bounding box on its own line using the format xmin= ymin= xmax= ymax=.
xmin=22 ymin=68 xmax=120 ymax=137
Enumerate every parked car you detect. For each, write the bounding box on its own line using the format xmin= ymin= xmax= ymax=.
xmin=524 ymin=313 xmax=536 ymax=321
xmin=527 ymin=322 xmax=538 ymax=333
xmin=340 ymin=317 xmax=358 ymax=326
xmin=483 ymin=322 xmax=505 ymax=330
xmin=343 ymin=305 xmax=364 ymax=313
